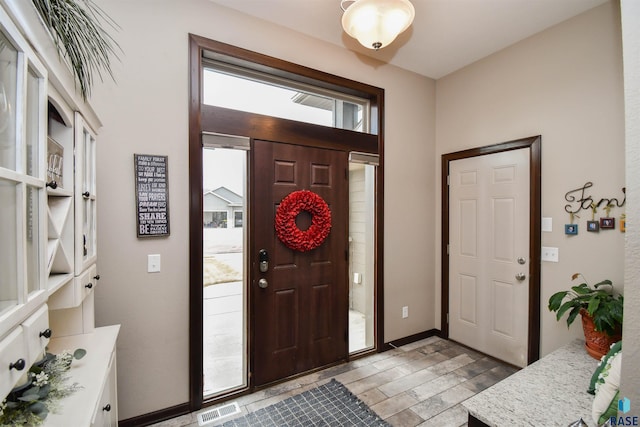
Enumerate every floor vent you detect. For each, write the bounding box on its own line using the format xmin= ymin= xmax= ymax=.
xmin=197 ymin=402 xmax=241 ymax=426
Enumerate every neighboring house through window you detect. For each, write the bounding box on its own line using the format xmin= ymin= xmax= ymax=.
xmin=203 ymin=186 xmax=243 ymax=228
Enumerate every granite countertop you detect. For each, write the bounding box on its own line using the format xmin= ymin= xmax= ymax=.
xmin=463 ymin=339 xmax=597 ymax=426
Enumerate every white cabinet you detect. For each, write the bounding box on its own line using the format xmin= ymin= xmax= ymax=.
xmin=46 ymin=92 xmax=75 ymax=296
xmin=75 ymin=113 xmax=98 ymax=275
xmin=46 ymin=101 xmax=101 ymax=337
xmin=0 ymin=305 xmax=51 ymax=400
xmin=49 ymin=264 xmax=98 ymax=311
xmin=0 ymin=0 xmax=48 ymax=344
xmin=43 ymin=326 xmax=120 ymax=427
xmin=20 ymin=304 xmax=51 ymax=364
xmin=92 ymin=350 xmax=118 ymax=426
xmin=0 ymin=328 xmax=28 ymax=400
xmin=0 ymin=2 xmax=119 ymax=424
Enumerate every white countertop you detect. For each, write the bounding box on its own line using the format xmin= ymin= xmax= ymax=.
xmin=463 ymin=339 xmax=597 ymax=426
xmin=43 ymin=325 xmax=120 ymax=426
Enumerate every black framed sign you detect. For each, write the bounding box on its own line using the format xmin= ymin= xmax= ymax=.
xmin=134 ymin=154 xmax=170 ymax=237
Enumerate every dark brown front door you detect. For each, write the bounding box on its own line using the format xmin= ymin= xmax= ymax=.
xmin=252 ymin=140 xmax=348 ymax=386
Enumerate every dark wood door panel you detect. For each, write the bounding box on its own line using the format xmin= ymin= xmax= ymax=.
xmin=253 ymin=139 xmax=348 ymax=386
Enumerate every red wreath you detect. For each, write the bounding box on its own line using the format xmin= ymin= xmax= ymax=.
xmin=275 ymin=190 xmax=332 ymax=252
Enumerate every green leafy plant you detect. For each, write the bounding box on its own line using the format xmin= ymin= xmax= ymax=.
xmin=548 ymin=273 xmax=623 ymax=336
xmin=31 ymin=0 xmax=120 ymax=100
xmin=0 ymin=349 xmax=86 ymax=426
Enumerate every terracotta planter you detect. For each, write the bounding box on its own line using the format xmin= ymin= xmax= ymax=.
xmin=580 ymin=308 xmax=621 ymax=359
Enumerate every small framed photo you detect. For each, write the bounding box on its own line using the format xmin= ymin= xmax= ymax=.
xmin=587 ymin=221 xmax=600 ymax=232
xmin=564 ymin=224 xmax=578 ymax=235
xmin=600 ymin=217 xmax=615 ymax=229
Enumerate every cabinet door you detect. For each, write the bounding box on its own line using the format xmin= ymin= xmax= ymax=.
xmin=0 ymin=327 xmax=26 ymax=400
xmin=91 ymin=351 xmax=117 ymax=427
xmin=74 ymin=113 xmax=98 ymax=274
xmin=49 ymin=264 xmax=97 ymax=310
xmin=21 ymin=304 xmax=51 ymax=363
xmin=0 ymin=5 xmax=48 ymax=339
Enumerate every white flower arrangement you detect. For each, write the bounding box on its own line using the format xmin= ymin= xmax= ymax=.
xmin=0 ymin=349 xmax=86 ymax=426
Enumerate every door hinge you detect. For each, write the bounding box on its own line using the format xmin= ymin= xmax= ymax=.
xmin=447 ymin=175 xmax=450 ymax=186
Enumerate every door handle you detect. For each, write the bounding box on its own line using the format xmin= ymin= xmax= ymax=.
xmin=258 ymin=278 xmax=268 ymax=289
xmin=259 ymin=249 xmax=269 ymax=273
xmin=515 ymin=272 xmax=526 ymax=281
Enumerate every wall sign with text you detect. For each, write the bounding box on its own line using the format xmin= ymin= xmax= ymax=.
xmin=134 ymin=154 xmax=170 ymax=237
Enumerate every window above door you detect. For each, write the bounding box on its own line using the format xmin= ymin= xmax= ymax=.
xmin=203 ymin=62 xmax=370 ymax=133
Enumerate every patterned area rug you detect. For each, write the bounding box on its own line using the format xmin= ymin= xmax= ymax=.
xmin=220 ymin=379 xmax=389 ymax=426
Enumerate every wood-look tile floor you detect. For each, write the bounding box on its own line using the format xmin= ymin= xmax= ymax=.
xmin=150 ymin=336 xmax=518 ymax=427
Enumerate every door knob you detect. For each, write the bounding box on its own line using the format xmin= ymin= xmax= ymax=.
xmin=9 ymin=359 xmax=26 ymax=371
xmin=515 ymin=272 xmax=526 ymax=281
xmin=517 ymin=257 xmax=526 ymax=265
xmin=258 ymin=278 xmax=268 ymax=289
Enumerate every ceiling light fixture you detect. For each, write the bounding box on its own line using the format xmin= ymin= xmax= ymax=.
xmin=341 ymin=0 xmax=415 ymax=51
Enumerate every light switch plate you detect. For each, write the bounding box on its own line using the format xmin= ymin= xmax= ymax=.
xmin=148 ymin=254 xmax=161 ymax=272
xmin=542 ymin=217 xmax=553 ymax=232
xmin=541 ymin=247 xmax=559 ymax=262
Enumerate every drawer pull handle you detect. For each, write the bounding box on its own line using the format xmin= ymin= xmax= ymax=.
xmin=93 ymin=274 xmax=101 ymax=281
xmin=9 ymin=359 xmax=26 ymax=371
xmin=46 ymin=181 xmax=58 ymax=189
xmin=82 ymin=191 xmax=90 ymax=199
xmin=85 ymin=282 xmax=93 ymax=289
xmin=39 ymin=329 xmax=53 ymax=339
xmin=103 ymin=404 xmax=111 ymax=412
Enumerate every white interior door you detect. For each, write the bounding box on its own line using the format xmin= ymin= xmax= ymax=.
xmin=449 ymin=148 xmax=530 ymax=367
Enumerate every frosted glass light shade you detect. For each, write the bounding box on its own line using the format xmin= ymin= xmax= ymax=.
xmin=341 ymin=0 xmax=415 ymax=50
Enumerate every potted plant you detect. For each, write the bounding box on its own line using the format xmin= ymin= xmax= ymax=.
xmin=548 ymin=273 xmax=623 ymax=359
xmin=31 ymin=0 xmax=120 ymax=100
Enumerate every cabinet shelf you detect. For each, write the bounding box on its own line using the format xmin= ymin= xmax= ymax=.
xmin=47 ymin=187 xmax=73 ymax=197
xmin=48 ymin=239 xmax=73 ymax=274
xmin=47 ymin=196 xmax=72 ymax=239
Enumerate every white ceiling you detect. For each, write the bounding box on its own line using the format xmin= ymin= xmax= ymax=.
xmin=208 ymin=0 xmax=607 ymax=79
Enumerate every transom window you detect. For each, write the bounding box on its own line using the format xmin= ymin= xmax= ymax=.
xmin=202 ymin=63 xmax=369 ymax=133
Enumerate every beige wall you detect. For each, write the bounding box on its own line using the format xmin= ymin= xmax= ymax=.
xmin=620 ymin=0 xmax=640 ymax=410
xmin=91 ymin=0 xmax=435 ymax=420
xmin=434 ymin=1 xmax=625 ymax=356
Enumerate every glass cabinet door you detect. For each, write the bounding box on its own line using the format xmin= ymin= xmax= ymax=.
xmin=0 ymin=31 xmax=17 ymax=171
xmin=0 ymin=180 xmax=18 ymax=317
xmin=75 ymin=113 xmax=97 ymax=274
xmin=26 ymin=184 xmax=43 ymax=296
xmin=0 ymin=12 xmax=47 ymax=330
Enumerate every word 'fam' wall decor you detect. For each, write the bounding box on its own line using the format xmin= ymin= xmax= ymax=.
xmin=564 ymin=182 xmax=625 ymax=235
